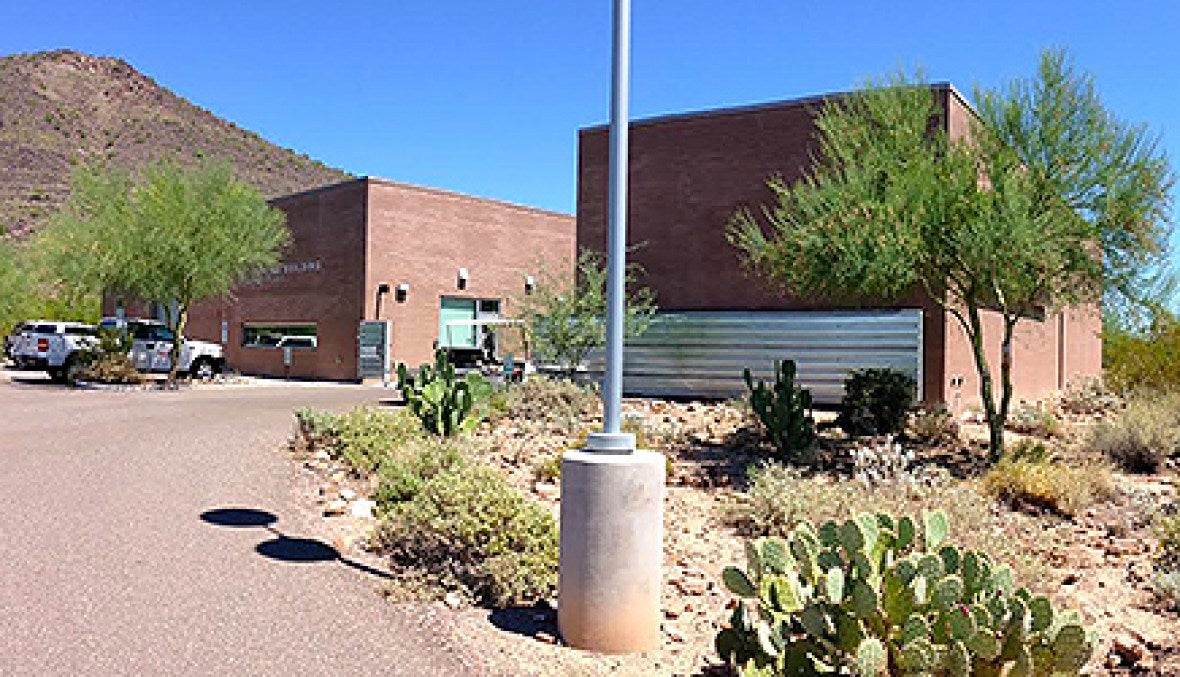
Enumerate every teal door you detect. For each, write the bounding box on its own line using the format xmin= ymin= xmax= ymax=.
xmin=439 ymin=297 xmax=477 ymax=348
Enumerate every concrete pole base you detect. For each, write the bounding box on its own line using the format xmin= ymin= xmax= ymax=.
xmin=558 ymin=449 xmax=664 ymax=653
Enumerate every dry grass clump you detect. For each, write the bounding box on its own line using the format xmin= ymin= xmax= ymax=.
xmin=492 ymin=376 xmax=599 ymax=430
xmin=1090 ymin=391 xmax=1180 ymax=473
xmin=905 ymin=405 xmax=960 ymax=445
xmin=1005 ymin=403 xmax=1063 ymax=438
xmin=981 ymin=441 xmax=1115 ymax=517
xmin=734 ymin=462 xmax=1051 ymax=589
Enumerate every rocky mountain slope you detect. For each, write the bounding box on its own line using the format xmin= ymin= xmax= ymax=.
xmin=0 ymin=50 xmax=351 ymax=235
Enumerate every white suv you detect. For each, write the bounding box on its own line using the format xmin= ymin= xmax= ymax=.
xmin=98 ymin=318 xmax=226 ymax=379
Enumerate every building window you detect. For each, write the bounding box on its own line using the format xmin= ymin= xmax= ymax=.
xmin=438 ymin=297 xmax=501 ymax=348
xmin=242 ymin=323 xmax=318 ymax=350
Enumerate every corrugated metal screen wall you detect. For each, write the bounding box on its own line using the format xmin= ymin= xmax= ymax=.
xmin=586 ymin=309 xmax=923 ymax=404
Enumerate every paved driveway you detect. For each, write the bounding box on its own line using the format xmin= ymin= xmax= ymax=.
xmin=0 ymin=376 xmax=474 ymax=675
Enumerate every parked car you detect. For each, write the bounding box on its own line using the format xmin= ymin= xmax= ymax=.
xmin=98 ymin=317 xmax=226 ymax=379
xmin=9 ymin=320 xmax=99 ymax=382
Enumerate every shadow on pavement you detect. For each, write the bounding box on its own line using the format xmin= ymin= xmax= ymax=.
xmin=200 ymin=506 xmax=393 ymax=580
xmin=488 ymin=601 xmax=560 ymax=642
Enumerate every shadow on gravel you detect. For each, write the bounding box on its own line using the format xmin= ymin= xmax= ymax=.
xmin=488 ymin=601 xmax=560 ymax=643
xmin=199 ymin=507 xmax=393 ymax=580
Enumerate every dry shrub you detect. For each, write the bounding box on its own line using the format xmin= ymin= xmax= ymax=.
xmin=1005 ymin=403 xmax=1062 ymax=438
xmin=1090 ymin=391 xmax=1180 ymax=473
xmin=981 ymin=441 xmax=1115 ymax=517
xmin=79 ymin=353 xmax=143 ymax=384
xmin=905 ymin=405 xmax=960 ymax=445
xmin=735 ymin=463 xmax=1050 ymax=589
xmin=494 ymin=376 xmax=598 ymax=430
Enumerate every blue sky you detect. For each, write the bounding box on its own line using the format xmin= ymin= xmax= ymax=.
xmin=4 ymin=1 xmax=1178 ymax=259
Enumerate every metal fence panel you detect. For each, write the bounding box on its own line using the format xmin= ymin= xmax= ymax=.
xmin=585 ymin=309 xmax=923 ymax=403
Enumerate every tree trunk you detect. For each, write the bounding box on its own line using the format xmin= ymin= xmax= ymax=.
xmin=964 ymin=304 xmax=1005 ymax=461
xmin=167 ymin=303 xmax=188 ymax=385
xmin=994 ymin=316 xmax=1019 ymax=462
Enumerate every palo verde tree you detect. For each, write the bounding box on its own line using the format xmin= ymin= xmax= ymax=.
xmin=514 ymin=249 xmax=656 ymax=375
xmin=729 ymin=50 xmax=1173 ymax=459
xmin=38 ymin=161 xmax=289 ymax=382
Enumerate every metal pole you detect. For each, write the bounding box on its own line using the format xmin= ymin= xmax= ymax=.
xmin=602 ymin=0 xmax=630 ymax=437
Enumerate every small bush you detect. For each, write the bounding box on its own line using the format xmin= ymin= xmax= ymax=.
xmin=496 ymin=376 xmax=598 ymax=428
xmin=1156 ymin=509 xmax=1180 ymax=570
xmin=294 ymin=407 xmax=339 ymax=451
xmin=378 ymin=464 xmax=559 ymax=607
xmin=1057 ymin=376 xmax=1122 ymax=416
xmin=77 ymin=328 xmax=141 ymax=384
xmin=905 ymin=405 xmax=960 ymax=445
xmin=837 ymin=368 xmax=917 ymax=437
xmin=334 ymin=406 xmax=423 ymax=472
xmin=373 ymin=436 xmax=466 ymax=511
xmin=532 ymin=453 xmax=563 ymax=483
xmin=1090 ymin=391 xmax=1180 ymax=473
xmin=981 ymin=441 xmax=1114 ymax=517
xmin=736 ymin=463 xmax=1049 ymax=589
xmin=1006 ymin=403 xmax=1062 ymax=438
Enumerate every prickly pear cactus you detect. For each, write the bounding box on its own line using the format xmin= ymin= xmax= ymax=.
xmin=397 ymin=349 xmax=492 ymax=436
xmin=716 ymin=510 xmax=1094 ymax=676
xmin=744 ymin=360 xmax=816 ymax=460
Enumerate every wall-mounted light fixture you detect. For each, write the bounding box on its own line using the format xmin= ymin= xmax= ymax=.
xmin=395 ymin=282 xmax=411 ymax=303
xmin=457 ymin=267 xmax=470 ymax=290
xmin=524 ymin=274 xmax=536 ymax=295
xmin=375 ymin=282 xmax=391 ymax=318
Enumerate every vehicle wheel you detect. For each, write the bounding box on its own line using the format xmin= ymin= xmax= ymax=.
xmin=191 ymin=357 xmax=219 ymax=381
xmin=47 ymin=367 xmax=66 ymax=383
xmin=65 ymin=358 xmax=86 ymax=385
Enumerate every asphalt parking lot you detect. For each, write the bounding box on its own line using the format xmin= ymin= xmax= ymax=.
xmin=0 ymin=369 xmax=472 ymax=675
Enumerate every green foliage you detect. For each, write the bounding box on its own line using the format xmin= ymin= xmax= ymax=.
xmin=1089 ymin=391 xmax=1180 ymax=473
xmin=76 ymin=327 xmax=141 ymax=384
xmin=717 ymin=510 xmax=1094 ymax=676
xmin=744 ymin=360 xmax=815 ymax=461
xmin=373 ymin=436 xmax=466 ymax=511
xmin=532 ymin=453 xmax=563 ymax=483
xmin=1152 ymin=509 xmax=1180 ymax=611
xmin=1104 ymin=313 xmax=1180 ymax=393
xmin=981 ymin=441 xmax=1114 ymax=517
xmin=0 ymin=237 xmax=98 ymax=337
xmin=377 ymin=463 xmax=559 ymax=607
xmin=292 ymin=405 xmax=423 ymax=472
xmin=513 ymin=249 xmax=656 ymax=372
xmin=36 ymin=161 xmax=289 ymax=381
xmin=397 ymin=349 xmax=493 ymax=437
xmin=838 ymin=369 xmax=917 ymax=437
xmin=729 ymin=51 xmax=1174 ymax=461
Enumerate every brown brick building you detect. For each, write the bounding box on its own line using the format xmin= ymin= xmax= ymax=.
xmin=114 ymin=177 xmax=575 ymax=380
xmin=577 ymin=85 xmax=1102 ymax=407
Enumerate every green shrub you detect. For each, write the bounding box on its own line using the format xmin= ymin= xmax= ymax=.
xmin=905 ymin=405 xmax=960 ymax=445
xmin=397 ymin=349 xmax=493 ymax=436
xmin=717 ymin=511 xmax=1094 ymax=676
xmin=1155 ymin=509 xmax=1180 ymax=570
xmin=294 ymin=407 xmax=339 ymax=451
xmin=377 ymin=463 xmax=559 ymax=607
xmin=981 ymin=441 xmax=1114 ymax=517
xmin=744 ymin=360 xmax=815 ymax=461
xmin=1105 ymin=317 xmax=1180 ymax=393
xmin=837 ymin=368 xmax=917 ymax=437
xmin=736 ymin=464 xmax=1049 ymax=590
xmin=333 ymin=406 xmax=422 ymax=472
xmin=1090 ymin=391 xmax=1180 ymax=473
xmin=1057 ymin=376 xmax=1122 ymax=416
xmin=1005 ymin=403 xmax=1062 ymax=439
xmin=373 ymin=436 xmax=466 ymax=511
xmin=495 ymin=376 xmax=599 ymax=428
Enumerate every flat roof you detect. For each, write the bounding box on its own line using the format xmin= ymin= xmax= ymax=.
xmin=269 ymin=176 xmax=573 ymax=219
xmin=578 ymin=82 xmax=972 ymax=134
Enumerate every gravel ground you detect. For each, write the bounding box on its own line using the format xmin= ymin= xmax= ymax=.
xmin=0 ymin=371 xmax=478 ymax=676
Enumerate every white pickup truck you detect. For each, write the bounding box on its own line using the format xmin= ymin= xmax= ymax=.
xmin=9 ymin=320 xmax=99 ymax=381
xmin=98 ymin=318 xmax=226 ymax=379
